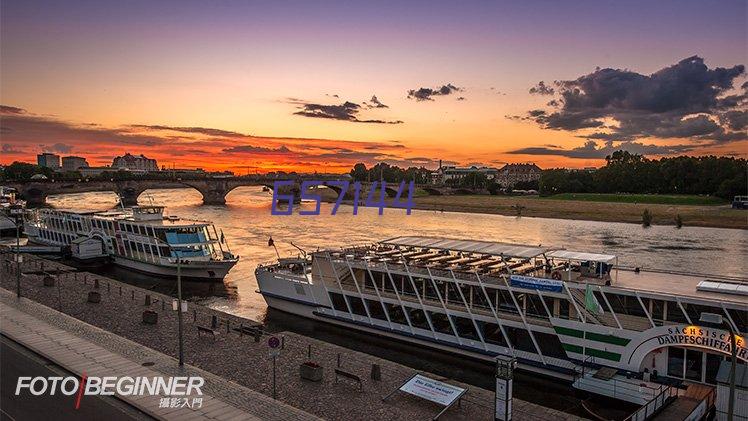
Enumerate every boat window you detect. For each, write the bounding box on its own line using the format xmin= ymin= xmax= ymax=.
xmin=481 ymin=321 xmax=508 ymax=347
xmin=667 ymin=347 xmax=685 ymax=378
xmin=727 ymin=308 xmax=747 ymax=334
xmin=535 ymin=332 xmax=567 ymax=359
xmin=665 ymin=300 xmax=689 ymax=323
xmin=607 ymin=293 xmax=647 ymax=318
xmin=424 ymin=279 xmax=440 ymax=300
xmin=558 ymin=297 xmax=570 ymax=319
xmin=451 ymin=315 xmax=479 ymax=340
xmin=685 ymin=349 xmax=703 ymax=382
xmin=682 ymin=303 xmax=727 ymax=327
xmin=346 ymin=296 xmax=368 ymax=316
xmin=496 ymin=289 xmax=518 ymax=314
xmin=650 ymin=299 xmax=666 ymax=325
xmin=402 ymin=276 xmax=416 ymax=296
xmin=407 ymin=307 xmax=430 ymax=330
xmin=328 ymin=292 xmax=348 ymax=312
xmin=525 ymin=293 xmax=549 ymax=319
xmin=364 ymin=299 xmax=387 ymax=321
xmin=505 ymin=326 xmax=536 ymax=353
xmin=471 ymin=286 xmax=490 ymax=310
xmin=427 ymin=311 xmax=453 ymax=335
xmin=384 ymin=303 xmax=407 ymax=325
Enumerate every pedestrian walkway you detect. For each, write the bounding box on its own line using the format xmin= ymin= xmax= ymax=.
xmin=0 ymin=289 xmax=317 ymax=421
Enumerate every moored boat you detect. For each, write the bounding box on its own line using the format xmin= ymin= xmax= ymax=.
xmin=256 ymin=235 xmax=747 ymax=404
xmin=24 ymin=205 xmax=238 ymax=281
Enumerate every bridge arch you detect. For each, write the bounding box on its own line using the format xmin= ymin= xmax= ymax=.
xmin=422 ymin=187 xmax=443 ymax=196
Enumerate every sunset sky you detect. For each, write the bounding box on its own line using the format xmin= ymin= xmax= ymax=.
xmin=1 ymin=0 xmax=746 ymax=173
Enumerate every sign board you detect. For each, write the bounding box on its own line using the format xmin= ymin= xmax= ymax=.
xmin=509 ymin=275 xmax=563 ymax=293
xmin=399 ymin=374 xmax=465 ymax=407
xmin=495 ymin=378 xmax=513 ymax=421
xmin=171 ymin=300 xmax=187 ymax=312
xmin=269 ymin=348 xmax=280 ymax=358
xmin=268 ymin=336 xmax=281 ymax=349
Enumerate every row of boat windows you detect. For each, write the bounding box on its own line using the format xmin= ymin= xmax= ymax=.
xmin=355 ymin=270 xmax=747 ymax=334
xmin=43 ymin=216 xmax=84 ymax=233
xmin=38 ymin=229 xmax=75 ymax=244
xmin=328 ymin=292 xmax=568 ymax=359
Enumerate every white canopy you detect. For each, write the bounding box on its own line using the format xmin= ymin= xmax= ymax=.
xmin=547 ymin=250 xmax=617 ymax=264
xmin=380 ymin=236 xmax=553 ymax=259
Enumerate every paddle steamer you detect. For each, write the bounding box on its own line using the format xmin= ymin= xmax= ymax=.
xmin=257 ymin=236 xmax=747 ymax=404
xmin=24 ymin=205 xmax=238 ymax=280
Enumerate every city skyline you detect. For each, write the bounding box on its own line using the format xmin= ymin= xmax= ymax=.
xmin=1 ymin=0 xmax=746 ymax=173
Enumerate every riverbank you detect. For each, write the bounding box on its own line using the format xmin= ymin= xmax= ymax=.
xmin=319 ymin=190 xmax=746 ymax=229
xmin=0 ymin=253 xmax=588 ymax=421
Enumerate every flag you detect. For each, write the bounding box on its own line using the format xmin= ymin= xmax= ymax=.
xmin=220 ymin=230 xmax=225 ymax=243
xmin=268 ymin=236 xmax=274 ymax=247
xmin=585 ymin=283 xmax=604 ymax=315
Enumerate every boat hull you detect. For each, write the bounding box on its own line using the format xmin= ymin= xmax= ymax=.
xmin=112 ymin=255 xmax=236 ymax=281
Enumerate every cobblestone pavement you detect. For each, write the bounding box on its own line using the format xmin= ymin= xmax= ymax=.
xmin=0 ymin=253 xmax=587 ymax=420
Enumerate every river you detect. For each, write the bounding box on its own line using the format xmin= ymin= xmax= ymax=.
xmin=41 ymin=187 xmax=747 ymax=320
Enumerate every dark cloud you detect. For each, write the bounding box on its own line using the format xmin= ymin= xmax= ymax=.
xmin=512 ymin=56 xmax=747 ymax=146
xmin=407 ymin=84 xmax=462 ymax=101
xmin=293 ymin=100 xmax=403 ymax=124
xmin=40 ymin=143 xmax=74 ymax=153
xmin=366 ymin=95 xmax=389 ymax=109
xmin=529 ymin=81 xmax=555 ymax=95
xmin=129 ymin=124 xmax=247 ymax=138
xmin=0 ymin=105 xmax=26 ymax=114
xmin=508 ymin=140 xmax=696 ymax=159
xmin=223 ymin=145 xmax=292 ymax=154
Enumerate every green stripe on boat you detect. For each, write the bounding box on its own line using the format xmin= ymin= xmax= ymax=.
xmin=561 ymin=343 xmax=622 ymax=362
xmin=553 ymin=326 xmax=630 ymax=346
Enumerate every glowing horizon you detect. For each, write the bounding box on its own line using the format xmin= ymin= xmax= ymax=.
xmin=1 ymin=1 xmax=746 ymax=173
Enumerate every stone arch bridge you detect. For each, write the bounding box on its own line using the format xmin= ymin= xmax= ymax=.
xmin=5 ymin=177 xmax=482 ymax=207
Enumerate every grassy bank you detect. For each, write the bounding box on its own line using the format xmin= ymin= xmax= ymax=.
xmin=319 ymin=190 xmax=745 ymax=229
xmin=543 ymin=193 xmax=727 ymax=205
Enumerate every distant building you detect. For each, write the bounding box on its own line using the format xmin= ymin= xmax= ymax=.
xmin=495 ymin=163 xmax=542 ymax=187
xmin=62 ymin=156 xmax=89 ymax=171
xmin=112 ymin=153 xmax=158 ymax=172
xmin=79 ymin=166 xmax=116 ymax=177
xmin=430 ymin=160 xmax=498 ymax=184
xmin=37 ymin=153 xmax=60 ymax=169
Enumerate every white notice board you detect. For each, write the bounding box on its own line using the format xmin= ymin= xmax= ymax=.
xmin=399 ymin=374 xmax=465 ymax=407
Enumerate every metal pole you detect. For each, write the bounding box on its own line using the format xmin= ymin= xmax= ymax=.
xmin=15 ymin=216 xmax=21 ymax=298
xmin=272 ymin=356 xmax=277 ymax=399
xmin=728 ymin=324 xmax=736 ymax=421
xmin=177 ymin=255 xmax=184 ymax=367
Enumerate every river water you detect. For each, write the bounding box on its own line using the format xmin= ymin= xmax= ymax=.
xmin=18 ymin=187 xmax=747 ymax=416
xmin=43 ymin=187 xmax=747 ymax=320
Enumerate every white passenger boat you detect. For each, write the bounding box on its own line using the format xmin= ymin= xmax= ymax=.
xmin=24 ymin=205 xmax=238 ymax=281
xmin=256 ymin=236 xmax=747 ymax=402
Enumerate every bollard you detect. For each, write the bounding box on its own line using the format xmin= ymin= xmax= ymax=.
xmin=308 ymin=344 xmax=312 ymax=359
xmin=87 ymin=291 xmax=101 ymax=303
xmin=119 ymin=286 xmax=122 ymax=295
xmin=94 ymin=279 xmax=100 ymax=289
xmin=337 ymin=353 xmax=341 ymax=368
xmin=107 ymin=282 xmax=110 ymax=292
xmin=131 ymin=290 xmax=135 ymax=300
xmin=370 ymin=364 xmax=381 ymax=381
xmin=193 ymin=310 xmax=197 ymax=323
xmin=281 ymin=336 xmax=285 ymax=349
xmin=43 ymin=276 xmax=55 ymax=287
xmin=74 ymin=272 xmax=78 ymax=281
xmin=226 ymin=319 xmax=230 ymax=333
xmin=144 ymin=294 xmax=151 ymax=306
xmin=254 ymin=329 xmax=261 ymax=343
xmin=161 ymin=299 xmax=165 ymax=310
xmin=211 ymin=315 xmax=218 ymax=329
xmin=240 ymin=322 xmax=243 ymax=336
xmin=142 ymin=310 xmax=158 ymax=325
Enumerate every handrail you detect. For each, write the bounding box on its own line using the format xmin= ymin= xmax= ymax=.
xmin=622 ymin=385 xmax=678 ymax=421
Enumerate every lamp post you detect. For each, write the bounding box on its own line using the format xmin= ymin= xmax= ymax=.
xmin=176 ymin=250 xmax=184 ymax=367
xmin=10 ymin=205 xmax=24 ymax=298
xmin=700 ymin=313 xmax=737 ymax=421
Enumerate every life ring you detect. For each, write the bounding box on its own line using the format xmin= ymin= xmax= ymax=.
xmin=551 ymin=271 xmax=562 ymax=280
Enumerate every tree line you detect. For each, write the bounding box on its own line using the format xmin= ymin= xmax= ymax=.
xmin=539 ymin=151 xmax=747 ymax=199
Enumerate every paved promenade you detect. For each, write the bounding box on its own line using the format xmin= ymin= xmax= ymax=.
xmin=0 ymin=289 xmax=318 ymax=420
xmin=0 ymin=253 xmax=587 ymax=420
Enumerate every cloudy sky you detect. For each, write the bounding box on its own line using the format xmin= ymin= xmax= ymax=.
xmin=1 ymin=0 xmax=746 ymax=172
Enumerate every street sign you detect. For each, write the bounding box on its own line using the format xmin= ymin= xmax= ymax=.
xmin=269 ymin=348 xmax=280 ymax=358
xmin=268 ymin=336 xmax=281 ymax=349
